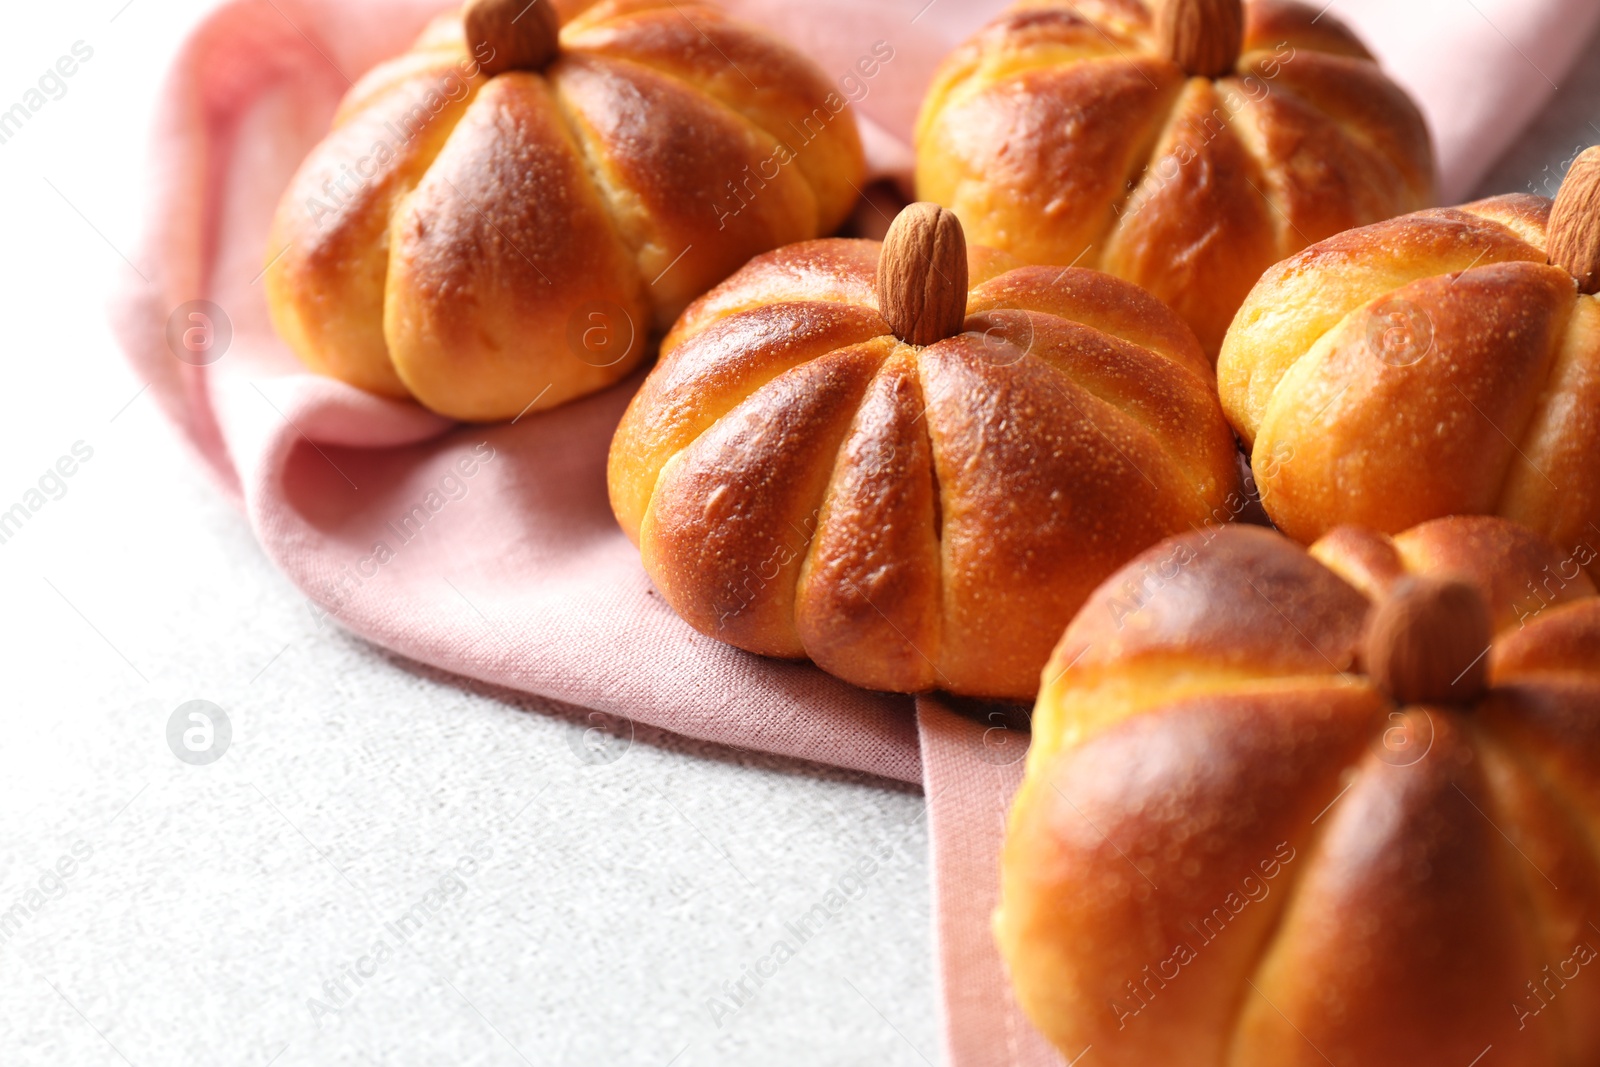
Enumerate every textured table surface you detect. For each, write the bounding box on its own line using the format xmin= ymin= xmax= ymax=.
xmin=2 ymin=3 xmax=1597 ymax=1065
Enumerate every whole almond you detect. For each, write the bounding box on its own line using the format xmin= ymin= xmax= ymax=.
xmin=877 ymin=202 xmax=968 ymax=347
xmin=1362 ymin=577 xmax=1492 ymax=708
xmin=1549 ymin=145 xmax=1600 ymax=295
xmin=1157 ymin=0 xmax=1244 ymax=80
xmin=465 ymin=0 xmax=561 ymax=77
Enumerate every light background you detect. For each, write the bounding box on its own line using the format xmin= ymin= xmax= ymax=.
xmin=1 ymin=2 xmax=1598 ymax=1064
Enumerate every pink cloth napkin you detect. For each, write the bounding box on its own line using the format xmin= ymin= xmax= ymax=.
xmin=114 ymin=0 xmax=1599 ymax=1062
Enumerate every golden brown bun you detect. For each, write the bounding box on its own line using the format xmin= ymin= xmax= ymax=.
xmin=608 ymin=237 xmax=1242 ymax=700
xmin=265 ymin=0 xmax=864 ymax=421
xmin=999 ymin=515 xmax=1600 ymax=1065
xmin=1219 ymin=195 xmax=1600 ymax=576
xmin=914 ymin=0 xmax=1435 ymax=357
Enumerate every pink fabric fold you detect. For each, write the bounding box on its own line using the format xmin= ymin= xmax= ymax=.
xmin=1332 ymin=0 xmax=1600 ymax=202
xmin=919 ymin=696 xmax=1066 ymax=1067
xmin=115 ymin=0 xmax=975 ymax=785
xmin=114 ymin=0 xmax=1598 ymax=1061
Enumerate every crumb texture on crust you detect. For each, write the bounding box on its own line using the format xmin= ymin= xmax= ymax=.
xmin=608 ymin=238 xmax=1242 ymax=699
xmin=1001 ymin=517 xmax=1600 ymax=1066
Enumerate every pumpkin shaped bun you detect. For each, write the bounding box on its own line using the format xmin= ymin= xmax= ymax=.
xmin=1220 ymin=148 xmax=1600 ymax=570
xmin=608 ymin=204 xmax=1242 ymax=700
xmin=914 ymin=0 xmax=1434 ymax=357
xmin=265 ymin=0 xmax=864 ymax=421
xmin=999 ymin=515 xmax=1600 ymax=1066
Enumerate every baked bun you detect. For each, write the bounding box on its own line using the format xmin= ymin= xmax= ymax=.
xmin=608 ymin=203 xmax=1242 ymax=700
xmin=1220 ymin=148 xmax=1600 ymax=569
xmin=265 ymin=0 xmax=864 ymax=421
xmin=999 ymin=515 xmax=1600 ymax=1065
xmin=914 ymin=0 xmax=1434 ymax=357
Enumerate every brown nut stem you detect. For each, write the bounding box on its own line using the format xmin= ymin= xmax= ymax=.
xmin=876 ymin=202 xmax=968 ymax=347
xmin=465 ymin=0 xmax=561 ymax=77
xmin=1158 ymin=0 xmax=1244 ymax=79
xmin=1549 ymin=145 xmax=1600 ymax=295
xmin=1362 ymin=577 xmax=1493 ymax=708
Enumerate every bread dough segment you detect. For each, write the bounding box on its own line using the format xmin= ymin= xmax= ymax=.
xmin=1499 ymin=297 xmax=1600 ymax=578
xmin=1218 ymin=207 xmax=1545 ymax=441
xmin=918 ymin=334 xmax=1203 ymax=697
xmin=999 ymin=684 xmax=1381 ymax=1066
xmin=637 ymin=342 xmax=888 ymax=656
xmin=1260 ymin=51 xmax=1433 ymax=212
xmin=1235 ymin=722 xmax=1555 ymax=1067
xmin=917 ymin=58 xmax=1184 ymax=269
xmin=266 ymin=59 xmax=483 ymax=397
xmin=1250 ymin=261 xmax=1574 ymax=543
xmin=562 ymin=2 xmax=862 ymax=232
xmin=662 ymin=239 xmax=885 ymax=347
xmin=1103 ymin=77 xmax=1278 ymax=356
xmin=608 ymin=301 xmax=888 ymax=539
xmin=1007 ymin=521 xmax=1600 ymax=1066
xmin=552 ymin=54 xmax=818 ymax=329
xmin=383 ymin=72 xmax=648 ymax=421
xmin=795 ymin=350 xmax=944 ymax=691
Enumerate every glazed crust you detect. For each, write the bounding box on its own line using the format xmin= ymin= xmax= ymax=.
xmin=1219 ymin=195 xmax=1600 ymax=575
xmin=609 ymin=239 xmax=1242 ymax=699
xmin=266 ymin=0 xmax=864 ymax=421
xmin=1000 ymin=516 xmax=1600 ymax=1065
xmin=914 ymin=0 xmax=1434 ymax=356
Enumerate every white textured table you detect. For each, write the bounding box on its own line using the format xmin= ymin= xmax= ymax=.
xmin=1 ymin=3 xmax=1597 ymax=1065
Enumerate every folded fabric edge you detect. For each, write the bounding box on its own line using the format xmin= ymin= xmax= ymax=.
xmin=1440 ymin=0 xmax=1600 ymax=202
xmin=917 ymin=695 xmax=1065 ymax=1067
